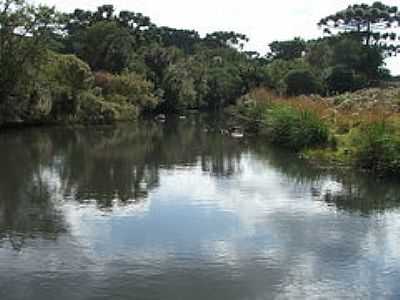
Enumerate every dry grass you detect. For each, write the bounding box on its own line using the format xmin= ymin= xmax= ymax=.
xmin=245 ymin=87 xmax=400 ymax=133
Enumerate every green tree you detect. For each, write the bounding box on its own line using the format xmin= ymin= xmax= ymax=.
xmin=161 ymin=63 xmax=197 ymax=111
xmin=144 ymin=46 xmax=182 ymax=87
xmin=325 ymin=65 xmax=358 ymax=94
xmin=63 ymin=9 xmax=93 ymax=35
xmin=332 ymin=37 xmax=385 ymax=80
xmin=0 ymin=0 xmax=59 ymax=122
xmin=63 ymin=6 xmax=157 ymax=56
xmin=156 ymin=27 xmax=200 ymax=54
xmin=116 ymin=10 xmax=156 ymax=48
xmin=319 ymin=2 xmax=399 ymax=54
xmin=205 ymin=65 xmax=244 ymax=109
xmin=93 ymin=4 xmax=114 ymax=22
xmin=103 ymin=72 xmax=159 ymax=111
xmin=268 ymin=38 xmax=306 ymax=61
xmin=306 ymin=39 xmax=334 ymax=72
xmin=70 ymin=21 xmax=135 ymax=72
xmin=306 ymin=36 xmax=386 ymax=92
xmin=43 ymin=53 xmax=94 ymax=119
xmin=204 ymin=31 xmax=249 ymax=49
xmin=265 ymin=59 xmax=310 ymax=92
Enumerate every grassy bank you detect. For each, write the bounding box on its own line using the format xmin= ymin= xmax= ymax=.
xmin=233 ymin=88 xmax=400 ymax=177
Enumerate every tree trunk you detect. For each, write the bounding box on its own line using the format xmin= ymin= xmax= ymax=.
xmin=366 ymin=22 xmax=371 ymax=46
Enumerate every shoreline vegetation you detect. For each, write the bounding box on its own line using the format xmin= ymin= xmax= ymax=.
xmin=1 ymin=1 xmax=400 ymax=177
xmin=231 ymin=87 xmax=400 ymax=177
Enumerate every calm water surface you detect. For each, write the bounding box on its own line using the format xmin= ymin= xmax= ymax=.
xmin=1 ymin=116 xmax=400 ymax=300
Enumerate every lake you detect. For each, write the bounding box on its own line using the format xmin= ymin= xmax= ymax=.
xmin=1 ymin=115 xmax=400 ymax=300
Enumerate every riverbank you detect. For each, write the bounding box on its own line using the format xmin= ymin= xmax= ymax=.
xmin=230 ymin=87 xmax=400 ymax=177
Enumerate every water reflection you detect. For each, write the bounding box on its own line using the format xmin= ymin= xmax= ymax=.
xmin=316 ymin=174 xmax=400 ymax=215
xmin=1 ymin=116 xmax=400 ymax=299
xmin=251 ymin=142 xmax=400 ymax=215
xmin=0 ymin=116 xmax=246 ymax=242
xmin=0 ymin=130 xmax=66 ymax=250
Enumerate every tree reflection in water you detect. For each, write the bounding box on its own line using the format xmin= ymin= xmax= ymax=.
xmin=0 ymin=129 xmax=66 ymax=250
xmin=316 ymin=174 xmax=400 ymax=216
xmin=1 ymin=115 xmax=400 ymax=251
xmin=0 ymin=116 xmax=245 ymax=248
xmin=250 ymin=139 xmax=400 ymax=215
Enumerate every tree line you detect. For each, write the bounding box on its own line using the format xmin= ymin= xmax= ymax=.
xmin=0 ymin=0 xmax=398 ymax=125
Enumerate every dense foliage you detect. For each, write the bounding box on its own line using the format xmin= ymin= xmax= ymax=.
xmin=268 ymin=38 xmax=306 ymax=61
xmin=0 ymin=0 xmax=398 ymax=126
xmin=0 ymin=0 xmax=58 ymax=123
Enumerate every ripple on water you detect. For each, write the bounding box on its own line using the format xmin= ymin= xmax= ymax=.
xmin=1 ymin=122 xmax=400 ymax=299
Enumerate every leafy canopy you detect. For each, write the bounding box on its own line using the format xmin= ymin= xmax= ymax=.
xmin=268 ymin=38 xmax=306 ymax=61
xmin=319 ymin=2 xmax=400 ymax=54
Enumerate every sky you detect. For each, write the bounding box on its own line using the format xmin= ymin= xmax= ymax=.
xmin=36 ymin=0 xmax=400 ymax=74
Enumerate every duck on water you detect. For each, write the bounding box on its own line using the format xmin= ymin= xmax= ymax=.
xmin=219 ymin=126 xmax=244 ymax=138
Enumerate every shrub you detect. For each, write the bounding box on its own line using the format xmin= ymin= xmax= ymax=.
xmin=352 ymin=121 xmax=400 ymax=176
xmin=284 ymin=69 xmax=322 ymax=96
xmin=267 ymin=104 xmax=329 ymax=150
